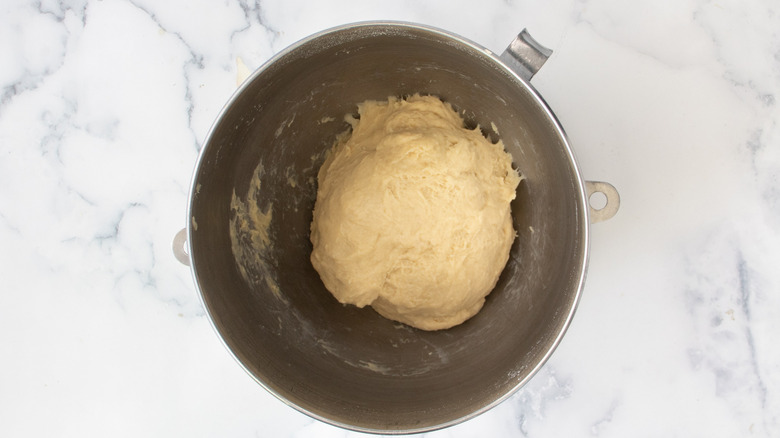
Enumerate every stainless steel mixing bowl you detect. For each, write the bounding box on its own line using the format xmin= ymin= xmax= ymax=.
xmin=175 ymin=22 xmax=619 ymax=434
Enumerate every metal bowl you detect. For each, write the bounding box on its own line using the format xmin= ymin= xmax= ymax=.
xmin=177 ymin=22 xmax=618 ymax=434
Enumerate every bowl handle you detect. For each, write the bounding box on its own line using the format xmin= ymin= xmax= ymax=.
xmin=172 ymin=228 xmax=191 ymax=266
xmin=585 ymin=181 xmax=620 ymax=223
xmin=499 ymin=29 xmax=553 ymax=81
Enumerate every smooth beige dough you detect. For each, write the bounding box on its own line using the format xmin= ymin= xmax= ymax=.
xmin=310 ymin=95 xmax=521 ymax=331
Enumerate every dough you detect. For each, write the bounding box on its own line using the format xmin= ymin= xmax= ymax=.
xmin=310 ymin=95 xmax=520 ymax=330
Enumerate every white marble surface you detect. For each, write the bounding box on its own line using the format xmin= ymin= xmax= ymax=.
xmin=2 ymin=0 xmax=779 ymax=436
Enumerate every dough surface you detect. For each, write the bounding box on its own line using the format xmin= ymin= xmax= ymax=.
xmin=310 ymin=95 xmax=520 ymax=330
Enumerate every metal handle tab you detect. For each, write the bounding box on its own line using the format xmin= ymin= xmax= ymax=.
xmin=173 ymin=228 xmax=190 ymax=266
xmin=585 ymin=181 xmax=620 ymax=223
xmin=499 ymin=29 xmax=553 ymax=82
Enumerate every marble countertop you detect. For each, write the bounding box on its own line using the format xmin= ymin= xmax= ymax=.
xmin=2 ymin=0 xmax=778 ymax=436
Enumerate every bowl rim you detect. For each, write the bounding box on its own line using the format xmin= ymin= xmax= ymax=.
xmin=184 ymin=20 xmax=591 ymax=435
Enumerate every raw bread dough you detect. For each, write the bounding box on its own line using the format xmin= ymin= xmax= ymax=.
xmin=310 ymin=95 xmax=520 ymax=330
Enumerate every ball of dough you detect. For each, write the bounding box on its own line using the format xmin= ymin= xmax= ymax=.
xmin=310 ymin=95 xmax=520 ymax=331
